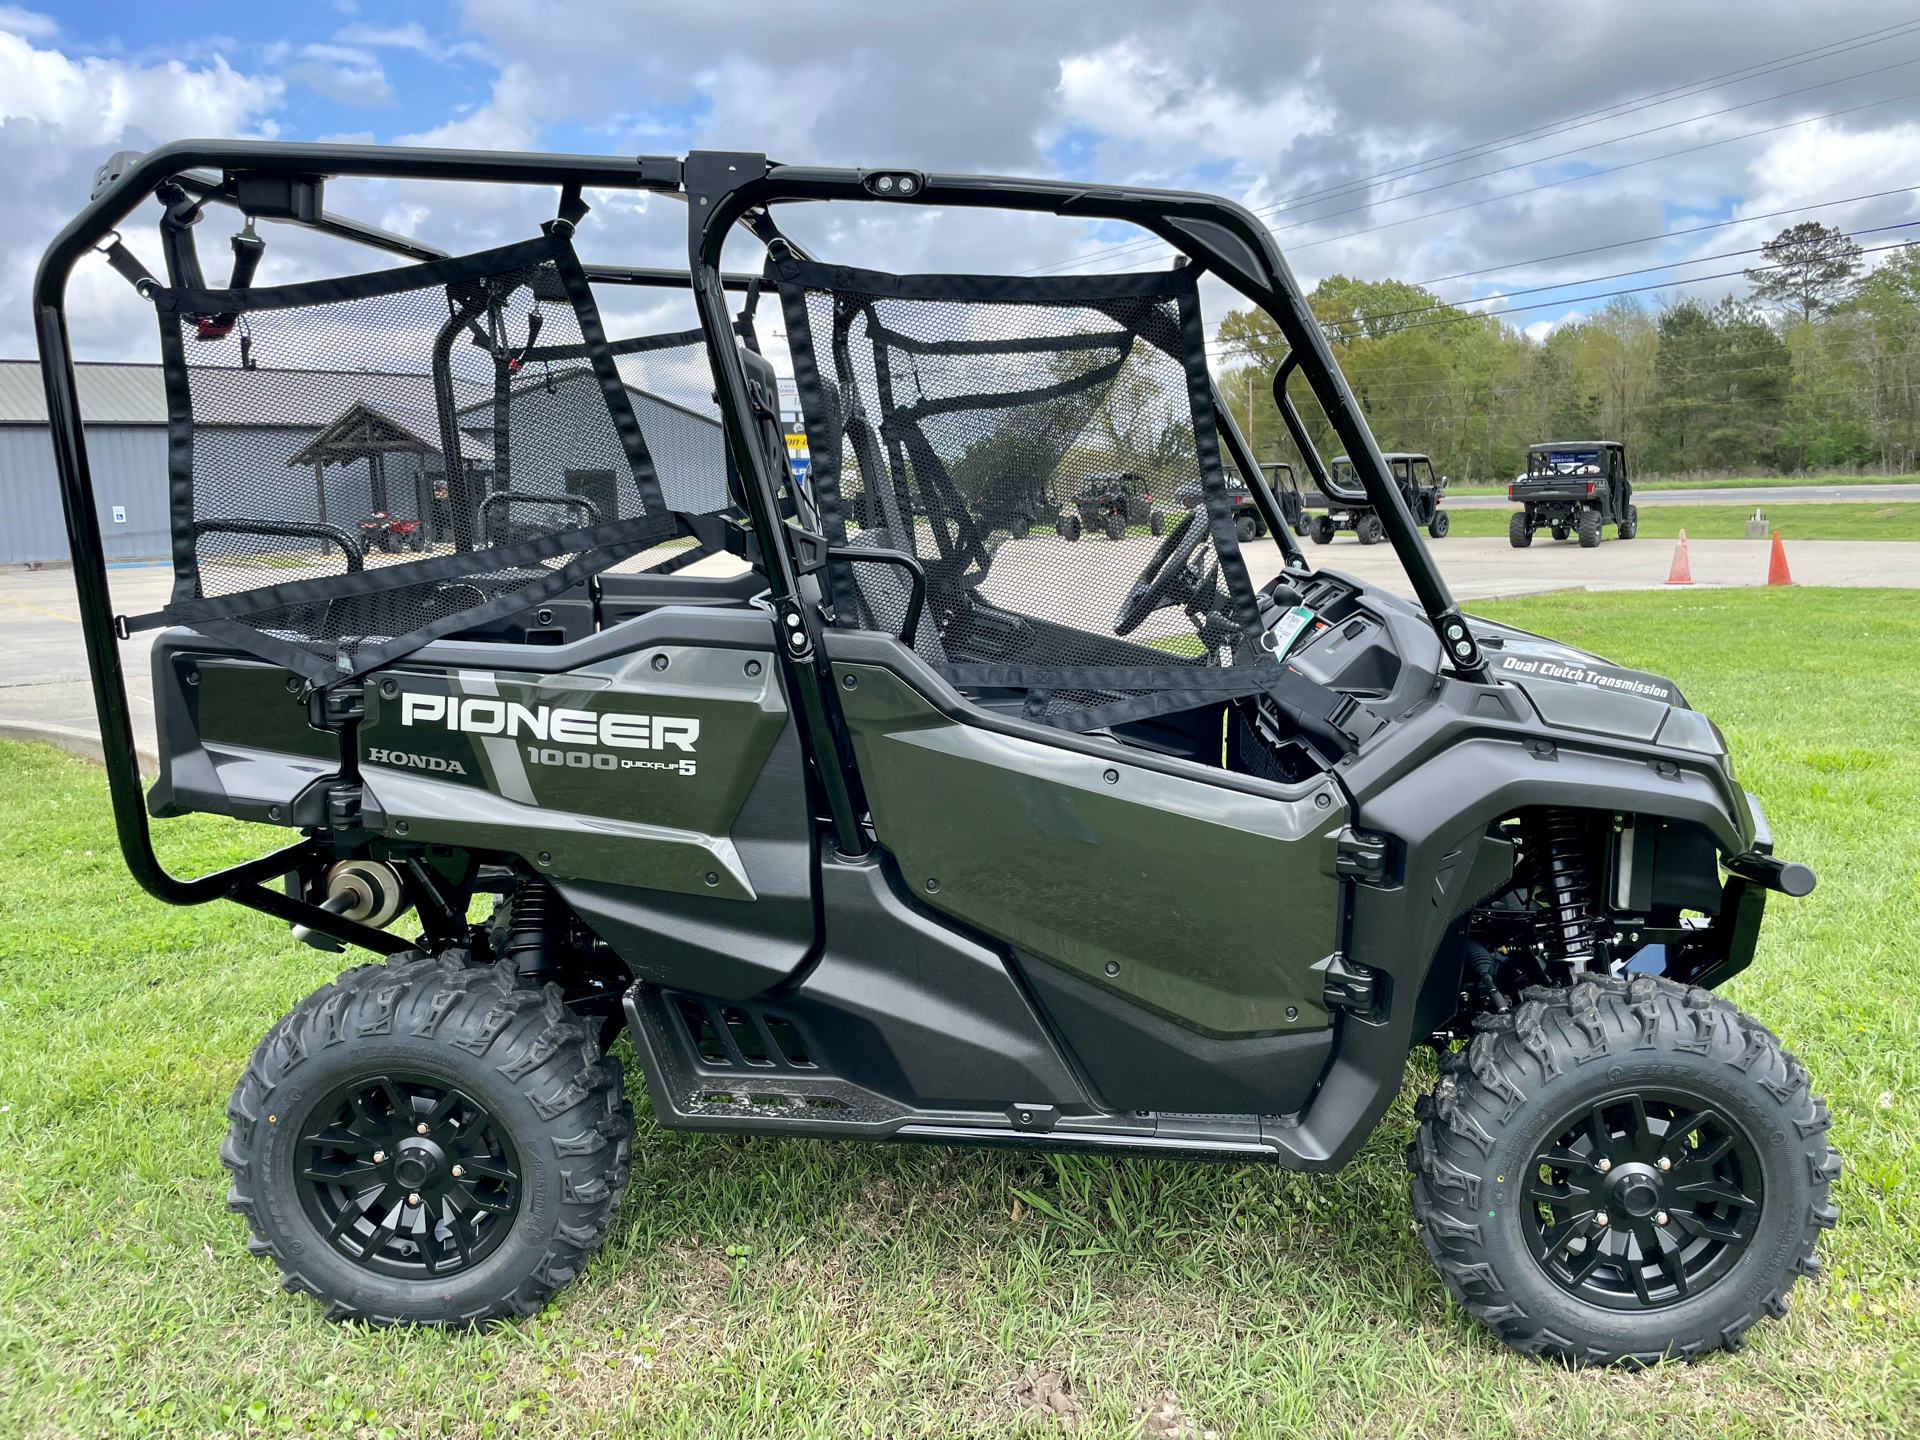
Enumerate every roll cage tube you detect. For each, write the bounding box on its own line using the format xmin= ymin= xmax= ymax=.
xmin=1210 ymin=379 xmax=1306 ymax=569
xmin=31 ymin=140 xmax=697 ymax=943
xmin=686 ymin=154 xmax=1488 ymax=684
xmin=1274 ymin=352 xmax=1359 ymax=504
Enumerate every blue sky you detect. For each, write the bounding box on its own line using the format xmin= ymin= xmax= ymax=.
xmin=8 ymin=1 xmax=1920 ymax=360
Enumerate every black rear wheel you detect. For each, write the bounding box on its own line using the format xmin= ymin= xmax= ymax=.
xmin=1104 ymin=513 xmax=1127 ymax=541
xmin=1577 ymin=510 xmax=1603 ymax=547
xmin=1356 ymin=513 xmax=1384 ymax=545
xmin=1311 ymin=515 xmax=1336 ymax=545
xmin=1235 ymin=514 xmax=1258 ymax=544
xmin=1408 ymin=975 xmax=1838 ymax=1365
xmin=223 ymin=951 xmax=633 ymax=1324
xmin=1509 ymin=511 xmax=1532 ymax=548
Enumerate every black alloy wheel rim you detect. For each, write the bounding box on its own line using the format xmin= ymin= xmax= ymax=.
xmin=1520 ymin=1088 xmax=1765 ymax=1311
xmin=295 ymin=1073 xmax=523 ymax=1279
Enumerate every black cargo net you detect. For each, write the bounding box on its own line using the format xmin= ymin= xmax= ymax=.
xmin=775 ymin=256 xmax=1265 ymax=728
xmin=129 ymin=230 xmax=716 ymax=685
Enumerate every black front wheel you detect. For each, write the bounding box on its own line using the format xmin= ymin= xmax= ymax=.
xmin=1408 ymin=975 xmax=1838 ymax=1365
xmin=1428 ymin=510 xmax=1450 ymax=539
xmin=1618 ymin=505 xmax=1638 ymax=540
xmin=223 ymin=951 xmax=633 ymax=1324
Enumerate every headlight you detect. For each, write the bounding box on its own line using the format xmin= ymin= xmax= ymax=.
xmin=1656 ymin=706 xmax=1724 ymax=756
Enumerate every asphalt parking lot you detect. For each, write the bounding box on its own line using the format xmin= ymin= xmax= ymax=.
xmin=5 ymin=529 xmax=1917 ymax=769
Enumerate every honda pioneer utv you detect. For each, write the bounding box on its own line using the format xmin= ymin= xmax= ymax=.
xmin=1511 ymin=440 xmax=1638 ymax=548
xmin=37 ymin=141 xmax=1833 ymax=1365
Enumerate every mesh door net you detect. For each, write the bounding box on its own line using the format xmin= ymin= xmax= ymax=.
xmin=775 ymin=256 xmax=1264 ymax=727
xmin=131 ymin=229 xmax=691 ymax=686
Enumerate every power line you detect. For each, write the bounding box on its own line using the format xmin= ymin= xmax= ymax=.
xmin=1261 ymin=54 xmax=1920 ymax=240
xmin=1405 ymin=185 xmax=1920 ymax=292
xmin=1026 ymin=19 xmax=1920 ymax=276
xmin=1284 ymin=219 xmax=1920 ymax=332
xmin=1198 ymin=237 xmax=1920 ymax=373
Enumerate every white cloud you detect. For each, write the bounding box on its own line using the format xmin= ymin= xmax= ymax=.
xmin=0 ymin=28 xmax=283 ymax=358
xmin=1058 ymin=40 xmax=1331 ymax=169
xmin=0 ymin=5 xmax=54 ymax=39
xmin=334 ymin=21 xmax=494 ymax=66
xmin=0 ymin=29 xmax=281 ymax=145
xmin=288 ymin=42 xmax=391 ymax=107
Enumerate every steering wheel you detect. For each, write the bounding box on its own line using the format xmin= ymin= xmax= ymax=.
xmin=1113 ymin=506 xmax=1210 ymax=636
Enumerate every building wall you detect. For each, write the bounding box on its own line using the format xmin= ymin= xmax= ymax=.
xmin=0 ymin=425 xmax=169 ymax=564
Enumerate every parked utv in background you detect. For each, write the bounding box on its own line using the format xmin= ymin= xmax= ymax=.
xmin=1302 ymin=452 xmax=1449 ymax=544
xmin=1511 ymin=440 xmax=1637 ymax=547
xmin=1177 ymin=461 xmax=1300 ymax=543
xmin=1060 ymin=471 xmax=1155 ymax=540
xmin=37 ymin=140 xmax=1834 ymax=1369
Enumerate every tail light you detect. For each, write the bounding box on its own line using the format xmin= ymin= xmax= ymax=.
xmin=1506 ymin=485 xmax=1515 ymax=500
xmin=1584 ymin=482 xmax=1595 ymax=495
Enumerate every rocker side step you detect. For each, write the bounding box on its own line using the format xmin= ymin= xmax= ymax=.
xmin=624 ymin=983 xmax=914 ymax=1136
xmin=624 ymin=983 xmax=1300 ymax=1160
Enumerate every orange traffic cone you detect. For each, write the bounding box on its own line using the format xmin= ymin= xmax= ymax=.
xmin=1766 ymin=530 xmax=1793 ymax=586
xmin=1666 ymin=528 xmax=1693 ymax=585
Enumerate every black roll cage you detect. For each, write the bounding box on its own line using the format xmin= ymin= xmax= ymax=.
xmin=34 ymin=140 xmax=1487 ymax=948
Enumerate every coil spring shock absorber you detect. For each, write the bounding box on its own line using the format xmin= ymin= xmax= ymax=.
xmin=504 ymin=876 xmax=565 ymax=984
xmin=1532 ymin=808 xmax=1599 ymax=974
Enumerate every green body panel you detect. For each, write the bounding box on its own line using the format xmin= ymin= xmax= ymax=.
xmin=194 ymin=658 xmax=337 ymax=760
xmin=834 ymin=664 xmax=1350 ymax=1038
xmin=358 ymin=644 xmax=785 ymax=898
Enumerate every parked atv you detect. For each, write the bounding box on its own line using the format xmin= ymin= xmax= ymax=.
xmin=1303 ymin=452 xmax=1450 ymax=543
xmin=358 ymin=511 xmax=423 ymax=553
xmin=1510 ymin=440 xmax=1637 ymax=548
xmin=40 ymin=142 xmax=1833 ymax=1365
xmin=1060 ymin=471 xmax=1155 ymax=540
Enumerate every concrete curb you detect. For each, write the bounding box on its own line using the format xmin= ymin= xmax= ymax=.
xmin=0 ymin=720 xmax=156 ymax=780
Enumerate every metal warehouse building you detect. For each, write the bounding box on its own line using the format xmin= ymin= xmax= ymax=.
xmin=0 ymin=358 xmax=725 ymax=566
xmin=0 ymin=360 xmax=172 ymax=563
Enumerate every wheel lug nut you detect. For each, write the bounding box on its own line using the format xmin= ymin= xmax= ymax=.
xmin=451 ymin=1165 xmax=464 ymax=1178
xmin=1656 ymin=1211 xmax=1670 ymax=1225
xmin=1596 ymin=1157 xmax=1612 ymax=1172
xmin=416 ymin=1123 xmax=429 ymax=1135
xmin=1657 ymin=1157 xmax=1672 ymax=1171
xmin=408 ymin=1192 xmax=421 ymax=1206
xmin=373 ymin=1150 xmax=386 ymax=1163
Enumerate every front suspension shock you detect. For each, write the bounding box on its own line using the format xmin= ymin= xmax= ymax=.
xmin=1533 ymin=808 xmax=1598 ymax=974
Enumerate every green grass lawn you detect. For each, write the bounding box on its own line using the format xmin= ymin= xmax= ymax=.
xmin=1440 ymin=502 xmax=1920 ymax=541
xmin=1448 ymin=473 xmax=1920 ymax=496
xmin=2 ymin=588 xmax=1917 ymax=1437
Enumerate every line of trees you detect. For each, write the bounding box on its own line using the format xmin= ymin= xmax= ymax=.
xmin=1216 ymin=225 xmax=1920 ymax=482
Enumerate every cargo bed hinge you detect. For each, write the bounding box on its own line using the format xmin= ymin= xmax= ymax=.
xmin=1334 ymin=826 xmax=1397 ymax=886
xmin=1313 ymin=952 xmax=1382 ymax=1016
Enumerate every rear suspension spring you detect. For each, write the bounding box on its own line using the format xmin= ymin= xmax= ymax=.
xmin=504 ymin=876 xmax=566 ymax=984
xmin=1532 ymin=808 xmax=1598 ymax=974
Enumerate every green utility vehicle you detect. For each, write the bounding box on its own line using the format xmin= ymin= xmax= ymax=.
xmin=36 ymin=141 xmax=1832 ymax=1366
